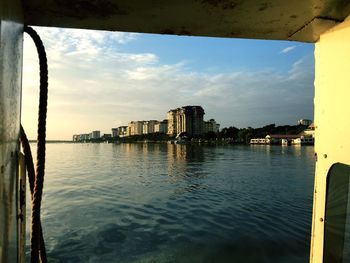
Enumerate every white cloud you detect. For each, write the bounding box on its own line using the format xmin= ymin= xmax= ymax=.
xmin=280 ymin=46 xmax=296 ymax=54
xmin=22 ymin=27 xmax=314 ymax=140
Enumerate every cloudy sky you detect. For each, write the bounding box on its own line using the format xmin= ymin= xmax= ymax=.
xmin=22 ymin=27 xmax=315 ymax=140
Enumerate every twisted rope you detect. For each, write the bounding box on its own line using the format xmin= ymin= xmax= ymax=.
xmin=23 ymin=25 xmax=48 ymax=263
xmin=19 ymin=126 xmax=47 ymax=262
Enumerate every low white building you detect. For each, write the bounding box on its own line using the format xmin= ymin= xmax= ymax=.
xmin=299 ymin=122 xmax=315 ymax=138
xmin=73 ymin=133 xmax=91 ymax=141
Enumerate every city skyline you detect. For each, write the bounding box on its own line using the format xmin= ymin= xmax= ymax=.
xmin=73 ymin=105 xmax=220 ymax=141
xmin=22 ymin=27 xmax=314 ymax=140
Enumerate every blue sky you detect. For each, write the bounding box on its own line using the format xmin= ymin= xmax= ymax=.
xmin=121 ymin=34 xmax=314 ymax=74
xmin=22 ymin=27 xmax=314 ymax=140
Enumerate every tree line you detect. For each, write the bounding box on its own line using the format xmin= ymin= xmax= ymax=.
xmin=210 ymin=123 xmax=308 ymax=144
xmin=77 ymin=123 xmax=308 ymax=144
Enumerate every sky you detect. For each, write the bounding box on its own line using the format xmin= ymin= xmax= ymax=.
xmin=22 ymin=27 xmax=315 ymax=140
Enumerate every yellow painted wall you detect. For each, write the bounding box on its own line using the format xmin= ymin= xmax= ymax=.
xmin=311 ymin=15 xmax=350 ymax=263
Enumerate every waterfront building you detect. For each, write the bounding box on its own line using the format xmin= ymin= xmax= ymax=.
xmin=101 ymin=133 xmax=112 ymax=140
xmin=291 ymin=136 xmax=314 ymax=145
xmin=111 ymin=128 xmax=118 ymax=138
xmin=112 ymin=126 xmax=128 ymax=137
xmin=203 ymin=119 xmax=220 ymax=133
xmin=128 ymin=121 xmax=144 ymax=136
xmin=91 ymin=130 xmax=101 ymax=139
xmin=265 ymin=134 xmax=300 ymax=144
xmin=127 ymin=122 xmax=134 ymax=136
xmin=118 ymin=126 xmax=128 ymax=137
xmin=167 ymin=109 xmax=177 ymax=136
xmin=160 ymin=120 xmax=168 ymax=134
xmin=298 ymin=119 xmax=312 ymax=126
xmin=155 ymin=120 xmax=168 ymax=134
xmin=299 ymin=122 xmax=315 ymax=138
xmin=80 ymin=134 xmax=90 ymax=141
xmin=167 ymin=106 xmax=205 ymax=137
xmin=250 ymin=134 xmax=300 ymax=145
xmin=72 ymin=133 xmax=90 ymax=142
xmin=134 ymin=121 xmax=144 ymax=135
xmin=143 ymin=120 xmax=158 ymax=134
xmin=250 ymin=138 xmax=270 ymax=144
xmin=154 ymin=121 xmax=160 ymax=133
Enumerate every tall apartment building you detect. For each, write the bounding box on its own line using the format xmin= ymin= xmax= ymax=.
xmin=167 ymin=109 xmax=177 ymax=136
xmin=91 ymin=130 xmax=101 ymax=139
xmin=155 ymin=120 xmax=168 ymax=133
xmin=112 ymin=126 xmax=128 ymax=137
xmin=167 ymin=106 xmax=205 ymax=137
xmin=142 ymin=120 xmax=158 ymax=134
xmin=127 ymin=121 xmax=144 ymax=136
xmin=203 ymin=119 xmax=220 ymax=133
xmin=118 ymin=126 xmax=128 ymax=137
xmin=111 ymin=128 xmax=118 ymax=138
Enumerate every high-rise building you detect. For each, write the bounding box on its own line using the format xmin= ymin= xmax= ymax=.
xmin=111 ymin=128 xmax=118 ymax=138
xmin=118 ymin=126 xmax=128 ymax=137
xmin=155 ymin=119 xmax=168 ymax=134
xmin=112 ymin=126 xmax=128 ymax=137
xmin=128 ymin=121 xmax=144 ymax=136
xmin=142 ymin=120 xmax=158 ymax=134
xmin=167 ymin=106 xmax=205 ymax=137
xmin=167 ymin=109 xmax=177 ymax=136
xmin=91 ymin=130 xmax=100 ymax=139
xmin=203 ymin=119 xmax=220 ymax=133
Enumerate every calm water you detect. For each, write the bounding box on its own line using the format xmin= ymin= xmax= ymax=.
xmin=26 ymin=143 xmax=315 ymax=262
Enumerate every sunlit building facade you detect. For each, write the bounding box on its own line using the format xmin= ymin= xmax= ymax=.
xmin=112 ymin=126 xmax=128 ymax=137
xmin=167 ymin=106 xmax=205 ymax=137
xmin=167 ymin=109 xmax=177 ymax=136
xmin=142 ymin=120 xmax=158 ymax=134
xmin=128 ymin=121 xmax=144 ymax=136
xmin=155 ymin=120 xmax=168 ymax=134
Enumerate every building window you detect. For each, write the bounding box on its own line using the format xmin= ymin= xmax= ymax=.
xmin=324 ymin=163 xmax=350 ymax=263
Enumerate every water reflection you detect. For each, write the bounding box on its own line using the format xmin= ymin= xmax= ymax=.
xmin=167 ymin=144 xmax=205 ymax=176
xmin=34 ymin=143 xmax=315 ymax=263
xmin=167 ymin=144 xmax=205 ymax=161
xmin=165 ymin=144 xmax=208 ymax=196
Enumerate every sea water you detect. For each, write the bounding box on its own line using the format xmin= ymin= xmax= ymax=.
xmin=26 ymin=143 xmax=315 ymax=262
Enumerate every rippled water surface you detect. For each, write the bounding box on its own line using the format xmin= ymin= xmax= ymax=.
xmin=27 ymin=143 xmax=315 ymax=262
